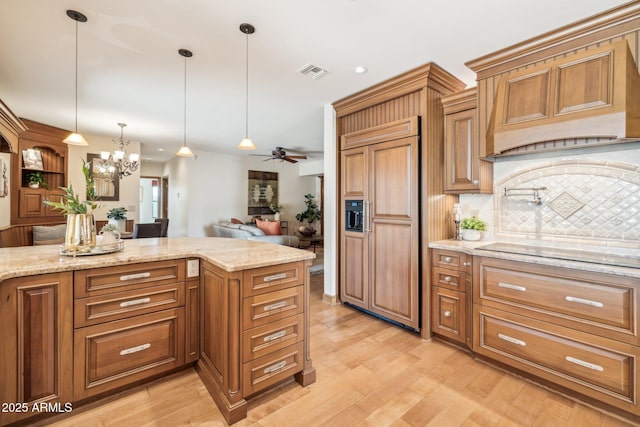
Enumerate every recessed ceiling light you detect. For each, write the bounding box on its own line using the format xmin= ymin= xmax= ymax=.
xmin=354 ymin=66 xmax=367 ymax=74
xmin=157 ymin=148 xmax=165 ymax=152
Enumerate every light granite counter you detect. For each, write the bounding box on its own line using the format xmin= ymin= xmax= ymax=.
xmin=429 ymin=239 xmax=640 ymax=279
xmin=0 ymin=237 xmax=315 ymax=281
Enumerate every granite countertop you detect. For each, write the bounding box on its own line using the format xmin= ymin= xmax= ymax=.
xmin=429 ymin=239 xmax=640 ymax=279
xmin=0 ymin=237 xmax=315 ymax=281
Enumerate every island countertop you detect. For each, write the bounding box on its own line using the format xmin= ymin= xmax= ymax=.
xmin=0 ymin=237 xmax=315 ymax=281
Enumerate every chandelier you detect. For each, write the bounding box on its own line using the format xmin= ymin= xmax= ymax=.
xmin=99 ymin=123 xmax=140 ymax=178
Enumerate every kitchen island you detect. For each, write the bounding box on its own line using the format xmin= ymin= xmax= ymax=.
xmin=0 ymin=237 xmax=316 ymax=426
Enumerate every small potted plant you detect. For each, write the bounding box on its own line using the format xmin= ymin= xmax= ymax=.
xmin=269 ymin=203 xmax=283 ymax=221
xmin=107 ymin=207 xmax=128 ymax=233
xmin=295 ymin=193 xmax=321 ymax=237
xmin=27 ymin=171 xmax=49 ymax=189
xmin=460 ymin=216 xmax=487 ymax=241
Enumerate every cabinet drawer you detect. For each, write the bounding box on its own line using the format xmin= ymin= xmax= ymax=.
xmin=243 ymin=262 xmax=303 ymax=296
xmin=475 ymin=306 xmax=637 ymax=408
xmin=243 ymin=286 xmax=304 ymax=330
xmin=431 ymin=249 xmax=471 ymax=273
xmin=476 ymin=258 xmax=634 ymax=338
xmin=431 ymin=286 xmax=466 ymax=344
xmin=242 ymin=342 xmax=304 ymax=396
xmin=74 ymin=282 xmax=185 ymax=327
xmin=74 ymin=259 xmax=186 ymax=298
xmin=243 ymin=313 xmax=304 ymax=363
xmin=432 ymin=267 xmax=466 ymax=291
xmin=73 ymin=308 xmax=185 ymax=400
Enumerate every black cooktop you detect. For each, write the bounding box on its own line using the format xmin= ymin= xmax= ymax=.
xmin=476 ymin=242 xmax=640 ymax=269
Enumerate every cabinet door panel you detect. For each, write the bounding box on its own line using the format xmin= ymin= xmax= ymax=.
xmin=431 ymin=286 xmax=466 ymax=343
xmin=19 ymin=188 xmax=46 ymax=217
xmin=341 ymin=147 xmax=367 ymax=198
xmin=340 ymin=233 xmax=368 ymax=308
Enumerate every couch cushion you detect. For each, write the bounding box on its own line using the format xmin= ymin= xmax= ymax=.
xmin=255 ymin=219 xmax=282 ymax=236
xmin=230 ymin=217 xmax=243 ymax=224
xmin=239 ymin=224 xmax=265 ymax=236
xmin=32 ymin=224 xmax=66 ymax=246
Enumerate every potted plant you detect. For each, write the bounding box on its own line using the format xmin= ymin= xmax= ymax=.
xmin=460 ymin=216 xmax=487 ymax=241
xmin=107 ymin=206 xmax=128 ymax=232
xmin=27 ymin=171 xmax=49 ymax=189
xmin=43 ymin=160 xmax=99 ymax=253
xmin=295 ymin=193 xmax=321 ymax=237
xmin=269 ymin=203 xmax=283 ymax=221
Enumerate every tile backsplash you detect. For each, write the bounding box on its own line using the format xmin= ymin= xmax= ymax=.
xmin=459 ymin=145 xmax=640 ymax=249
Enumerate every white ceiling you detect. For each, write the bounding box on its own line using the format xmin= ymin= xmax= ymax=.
xmin=0 ymin=0 xmax=630 ymax=162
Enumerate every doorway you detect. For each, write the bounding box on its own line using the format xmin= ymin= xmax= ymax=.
xmin=139 ymin=176 xmax=167 ymax=222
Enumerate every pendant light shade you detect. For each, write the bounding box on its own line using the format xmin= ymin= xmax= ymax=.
xmin=176 ymin=48 xmax=195 ymax=157
xmin=238 ymin=23 xmax=256 ymax=150
xmin=63 ymin=10 xmax=89 ymax=146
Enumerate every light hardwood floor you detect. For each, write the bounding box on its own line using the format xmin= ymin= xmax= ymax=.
xmin=38 ymin=272 xmax=635 ymax=427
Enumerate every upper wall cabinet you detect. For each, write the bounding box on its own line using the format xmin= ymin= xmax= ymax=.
xmin=486 ymin=40 xmax=640 ymax=155
xmin=442 ymin=88 xmax=492 ymax=194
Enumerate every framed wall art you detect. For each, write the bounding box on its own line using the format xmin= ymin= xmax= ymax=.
xmin=87 ymin=153 xmax=119 ymax=201
xmin=22 ymin=148 xmax=43 ymax=170
xmin=248 ymin=170 xmax=278 ymax=215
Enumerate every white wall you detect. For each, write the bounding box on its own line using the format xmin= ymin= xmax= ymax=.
xmin=68 ymin=133 xmax=141 ymax=223
xmin=140 ymin=161 xmax=165 ymax=177
xmin=323 ymin=104 xmax=337 ymax=300
xmin=0 ymin=152 xmax=11 ymax=226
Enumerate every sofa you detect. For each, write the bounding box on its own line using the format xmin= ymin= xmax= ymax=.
xmin=212 ymin=222 xmax=300 ymax=247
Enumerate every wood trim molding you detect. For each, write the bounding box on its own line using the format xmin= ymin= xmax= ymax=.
xmin=333 ymin=63 xmax=465 ymax=118
xmin=465 ymin=2 xmax=640 ymax=79
xmin=442 ymin=87 xmax=477 ymax=115
xmin=340 ymin=117 xmax=419 ymax=150
xmin=0 ymin=99 xmax=27 ymax=153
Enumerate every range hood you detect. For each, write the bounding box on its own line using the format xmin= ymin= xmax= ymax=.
xmin=486 ymin=39 xmax=640 ymax=156
xmin=0 ymin=98 xmax=26 ymax=153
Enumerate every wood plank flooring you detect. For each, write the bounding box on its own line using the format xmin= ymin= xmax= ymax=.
xmin=38 ymin=273 xmax=635 ymax=427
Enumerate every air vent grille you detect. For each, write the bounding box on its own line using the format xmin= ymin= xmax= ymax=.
xmin=297 ymin=63 xmax=328 ymax=80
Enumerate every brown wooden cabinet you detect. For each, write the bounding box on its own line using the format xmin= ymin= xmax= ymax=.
xmin=72 ymin=259 xmax=188 ymax=401
xmin=197 ymin=259 xmax=314 ymax=425
xmin=430 ymin=249 xmax=472 ymax=346
xmin=473 ymin=256 xmax=640 ymax=415
xmin=340 ymin=117 xmax=420 ymax=330
xmin=442 ymin=88 xmax=493 ymax=194
xmin=11 ymin=119 xmax=69 ymax=225
xmin=0 ymin=272 xmax=73 ymax=426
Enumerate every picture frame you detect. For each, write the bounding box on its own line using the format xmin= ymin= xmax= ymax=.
xmin=87 ymin=153 xmax=120 ymax=201
xmin=22 ymin=148 xmax=43 ymax=170
xmin=248 ymin=170 xmax=278 ymax=215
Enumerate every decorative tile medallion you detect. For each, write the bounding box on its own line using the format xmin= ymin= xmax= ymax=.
xmin=547 ymin=191 xmax=585 ymax=219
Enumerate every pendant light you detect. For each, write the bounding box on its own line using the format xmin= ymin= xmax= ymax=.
xmin=63 ymin=10 xmax=89 ymax=146
xmin=176 ymin=48 xmax=194 ymax=157
xmin=238 ymin=23 xmax=256 ymax=150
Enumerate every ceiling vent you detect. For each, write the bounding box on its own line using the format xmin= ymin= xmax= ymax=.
xmin=297 ymin=63 xmax=328 ymax=80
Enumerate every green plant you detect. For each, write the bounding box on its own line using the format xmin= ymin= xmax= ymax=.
xmin=295 ymin=193 xmax=321 ymax=226
xmin=100 ymin=223 xmax=118 ymax=232
xmin=27 ymin=171 xmax=49 ymax=189
xmin=269 ymin=203 xmax=282 ymax=214
xmin=43 ymin=160 xmax=99 ymax=215
xmin=461 ymin=216 xmax=487 ymax=231
xmin=107 ymin=207 xmax=128 ymax=220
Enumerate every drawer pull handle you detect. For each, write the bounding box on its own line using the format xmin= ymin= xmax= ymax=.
xmin=264 ymin=301 xmax=287 ymax=311
xmin=263 ymin=330 xmax=287 ymax=342
xmin=443 ymin=310 xmax=451 ymax=318
xmin=564 ymin=296 xmax=603 ymax=308
xmin=263 ymin=361 xmax=287 ymax=374
xmin=444 ymin=276 xmax=452 ymax=282
xmin=498 ymin=333 xmax=526 ymax=346
xmin=119 ymin=297 xmax=151 ymax=308
xmin=444 ymin=256 xmax=452 ymax=263
xmin=463 ymin=261 xmax=471 ymax=267
xmin=498 ymin=282 xmax=526 ymax=292
xmin=565 ymin=356 xmax=604 ymax=372
xmin=119 ymin=272 xmax=151 ymax=281
xmin=120 ymin=343 xmax=151 ymax=356
xmin=264 ymin=273 xmax=287 ymax=282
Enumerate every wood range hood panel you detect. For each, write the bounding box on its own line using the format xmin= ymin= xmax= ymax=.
xmin=486 ymin=40 xmax=640 ymax=156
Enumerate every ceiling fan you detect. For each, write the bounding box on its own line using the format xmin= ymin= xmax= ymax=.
xmin=252 ymin=147 xmax=308 ymax=163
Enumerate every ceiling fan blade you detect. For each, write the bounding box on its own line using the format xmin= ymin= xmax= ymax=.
xmin=287 ymin=155 xmax=307 ymax=159
xmin=283 ymin=157 xmax=297 ymax=163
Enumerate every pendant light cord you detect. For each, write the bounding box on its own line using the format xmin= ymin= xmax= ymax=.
xmin=245 ymin=30 xmax=249 ymax=139
xmin=74 ymin=19 xmax=79 ymax=133
xmin=183 ymin=55 xmax=187 ymax=148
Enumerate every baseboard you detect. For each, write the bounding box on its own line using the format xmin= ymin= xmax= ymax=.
xmin=322 ymin=293 xmax=337 ymax=305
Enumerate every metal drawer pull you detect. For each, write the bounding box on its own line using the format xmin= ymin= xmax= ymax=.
xmin=564 ymin=296 xmax=603 ymax=308
xmin=119 ymin=272 xmax=151 ymax=281
xmin=264 ymin=272 xmax=287 ymax=282
xmin=443 ymin=310 xmax=451 ymax=318
xmin=263 ymin=330 xmax=287 ymax=342
xmin=498 ymin=282 xmax=526 ymax=292
xmin=463 ymin=261 xmax=471 ymax=267
xmin=498 ymin=333 xmax=526 ymax=346
xmin=444 ymin=276 xmax=452 ymax=282
xmin=120 ymin=297 xmax=151 ymax=308
xmin=263 ymin=361 xmax=287 ymax=374
xmin=263 ymin=301 xmax=287 ymax=311
xmin=120 ymin=343 xmax=151 ymax=356
xmin=444 ymin=256 xmax=452 ymax=263
xmin=565 ymin=356 xmax=604 ymax=372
